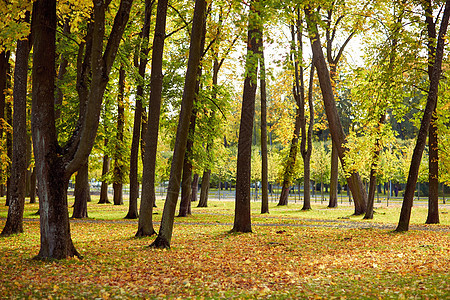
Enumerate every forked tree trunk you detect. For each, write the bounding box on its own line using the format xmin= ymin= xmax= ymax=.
xmin=305 ymin=6 xmax=367 ymax=215
xmin=301 ymin=63 xmax=315 ymax=211
xmin=2 ymin=35 xmax=30 ymax=235
xmin=150 ymin=0 xmax=206 ymax=248
xmin=198 ymin=169 xmax=211 ymax=207
xmin=231 ymin=0 xmax=261 ymax=233
xmin=396 ymin=0 xmax=449 ymax=232
xmin=31 ymin=0 xmax=133 ymax=259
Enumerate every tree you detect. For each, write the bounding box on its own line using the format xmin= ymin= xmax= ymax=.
xmin=260 ymin=35 xmax=269 ymax=214
xmin=150 ymin=0 xmax=207 ymax=248
xmin=305 ymin=5 xmax=367 ymax=215
xmin=0 ymin=51 xmax=9 ymax=198
xmin=127 ymin=0 xmax=154 ymax=219
xmin=31 ymin=0 xmax=133 ymax=259
xmin=231 ymin=0 xmax=262 ymax=233
xmin=425 ymin=0 xmax=439 ymax=224
xmin=278 ymin=17 xmax=304 ymax=207
xmin=136 ymin=0 xmax=169 ymax=237
xmin=1 ymin=13 xmax=31 ymax=235
xmin=396 ymin=0 xmax=450 ymax=232
xmin=113 ymin=66 xmax=126 ymax=206
xmin=98 ymin=138 xmax=111 ymax=204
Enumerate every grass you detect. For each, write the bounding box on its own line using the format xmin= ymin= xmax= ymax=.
xmin=0 ymin=196 xmax=449 ymax=299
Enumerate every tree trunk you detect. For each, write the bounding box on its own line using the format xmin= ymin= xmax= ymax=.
xmin=305 ymin=6 xmax=367 ymax=215
xmin=30 ymin=168 xmax=36 ymax=204
xmin=1 ymin=35 xmax=30 ymax=236
xmin=191 ymin=173 xmax=199 ymax=203
xmin=150 ymin=0 xmax=206 ymax=248
xmin=426 ymin=106 xmax=439 ymax=224
xmin=113 ymin=67 xmax=125 ymax=206
xmin=0 ymin=51 xmax=9 ymax=199
xmin=98 ymin=143 xmax=111 ymax=204
xmin=127 ymin=0 xmax=153 ymax=220
xmin=260 ymin=42 xmax=269 ymax=214
xmin=328 ymin=145 xmax=338 ymax=208
xmin=301 ymin=63 xmax=315 ymax=211
xmin=31 ymin=0 xmax=133 ymax=259
xmin=425 ymin=0 xmax=440 ymax=225
xmin=72 ymin=161 xmax=89 ymax=218
xmin=396 ymin=0 xmax=449 ymax=232
xmin=136 ymin=0 xmax=169 ymax=237
xmin=198 ymin=169 xmax=210 ymax=207
xmin=231 ymin=0 xmax=261 ymax=233
xmin=5 ymin=90 xmax=12 ymax=206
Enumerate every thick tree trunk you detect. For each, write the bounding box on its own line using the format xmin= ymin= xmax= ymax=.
xmin=396 ymin=1 xmax=450 ymax=232
xmin=260 ymin=46 xmax=269 ymax=214
xmin=113 ymin=183 xmax=123 ymax=205
xmin=72 ymin=161 xmax=89 ymax=218
xmin=136 ymin=0 xmax=169 ymax=237
xmin=231 ymin=0 xmax=261 ymax=233
xmin=198 ymin=169 xmax=210 ymax=207
xmin=127 ymin=0 xmax=152 ymax=220
xmin=150 ymin=0 xmax=206 ymax=248
xmin=1 ymin=37 xmax=30 ymax=236
xmin=305 ymin=7 xmax=367 ymax=215
xmin=31 ymin=0 xmax=133 ymax=259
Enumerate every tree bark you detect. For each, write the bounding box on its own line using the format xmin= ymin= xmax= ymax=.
xmin=278 ymin=23 xmax=304 ymax=207
xmin=198 ymin=169 xmax=210 ymax=207
xmin=2 ymin=35 xmax=30 ymax=235
xmin=127 ymin=0 xmax=153 ymax=219
xmin=136 ymin=0 xmax=169 ymax=237
xmin=31 ymin=0 xmax=133 ymax=259
xmin=301 ymin=63 xmax=315 ymax=211
xmin=191 ymin=173 xmax=199 ymax=203
xmin=29 ymin=167 xmax=36 ymax=204
xmin=5 ymin=88 xmax=12 ymax=206
xmin=260 ymin=40 xmax=269 ymax=214
xmin=0 ymin=51 xmax=9 ymax=197
xmin=425 ymin=0 xmax=440 ymax=225
xmin=150 ymin=0 xmax=206 ymax=248
xmin=72 ymin=161 xmax=89 ymax=218
xmin=426 ymin=109 xmax=439 ymax=224
xmin=328 ymin=145 xmax=338 ymax=208
xmin=231 ymin=0 xmax=261 ymax=233
xmin=396 ymin=0 xmax=450 ymax=232
xmin=305 ymin=6 xmax=367 ymax=215
xmin=113 ymin=66 xmax=125 ymax=206
xmin=99 ymin=139 xmax=111 ymax=204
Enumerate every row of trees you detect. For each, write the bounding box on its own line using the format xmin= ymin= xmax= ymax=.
xmin=0 ymin=0 xmax=449 ymax=259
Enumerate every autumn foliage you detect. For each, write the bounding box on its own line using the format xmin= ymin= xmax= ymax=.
xmin=1 ymin=200 xmax=449 ymax=299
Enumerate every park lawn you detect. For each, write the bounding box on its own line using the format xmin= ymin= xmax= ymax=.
xmin=0 ymin=198 xmax=449 ymax=299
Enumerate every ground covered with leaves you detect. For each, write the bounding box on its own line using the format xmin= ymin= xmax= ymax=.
xmin=0 ymin=200 xmax=449 ymax=299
